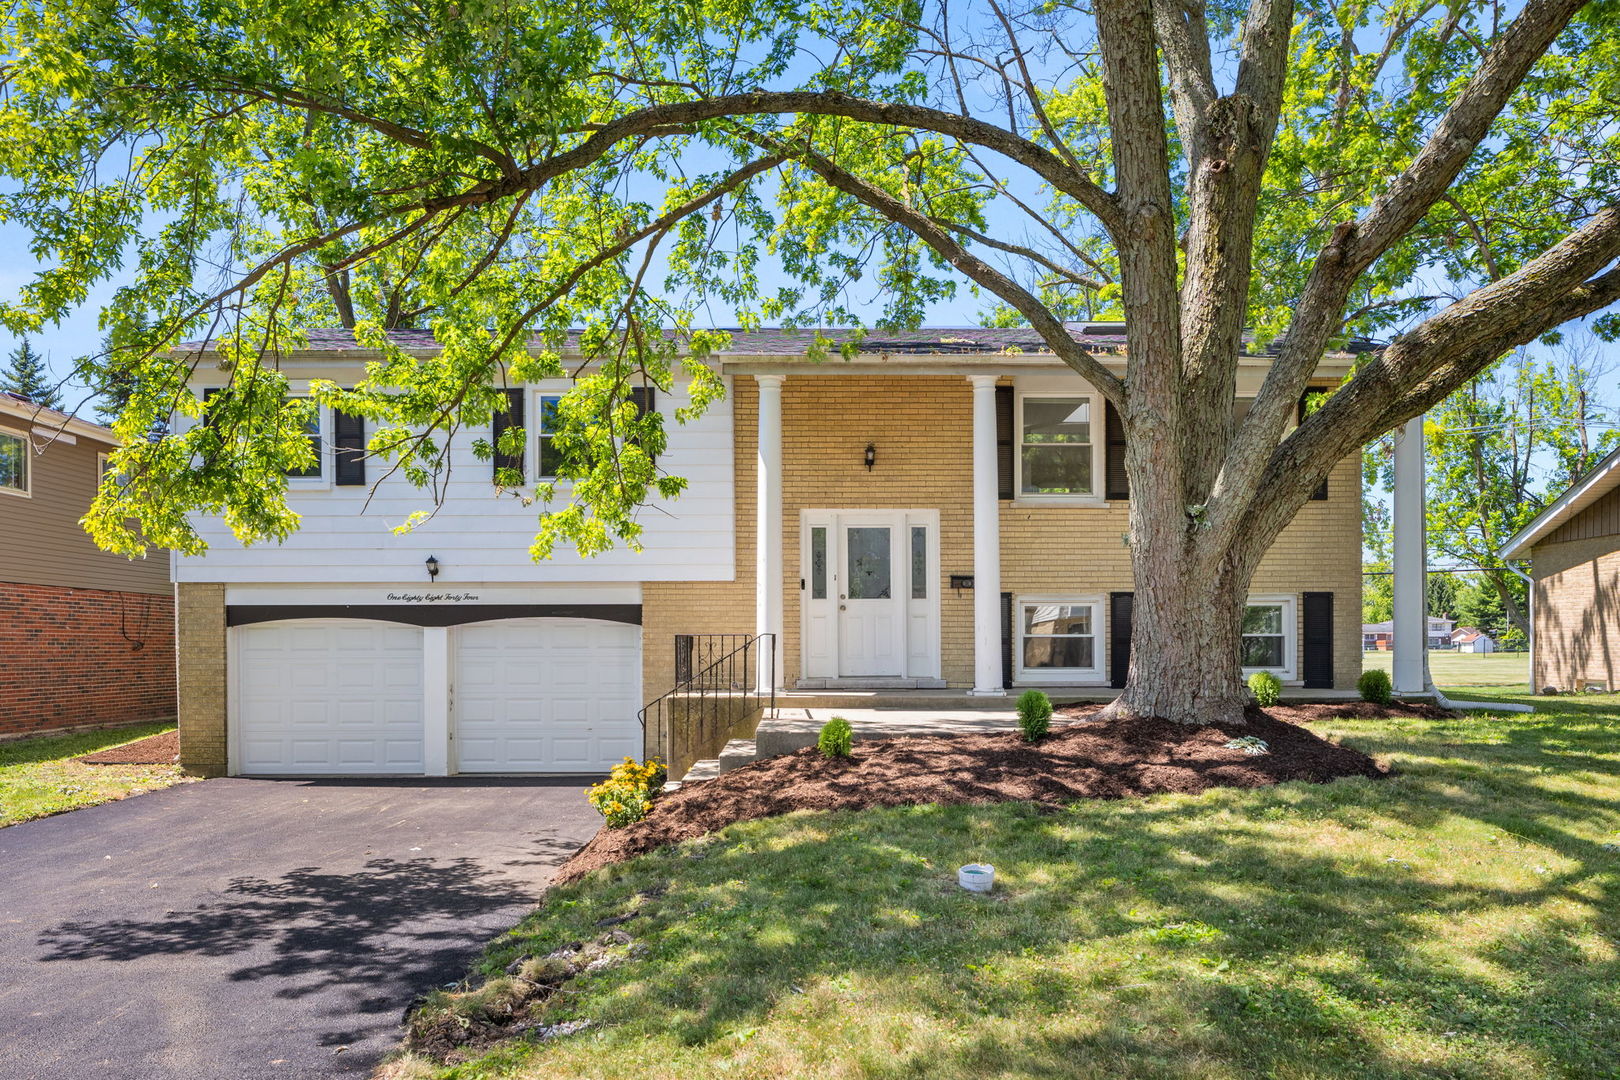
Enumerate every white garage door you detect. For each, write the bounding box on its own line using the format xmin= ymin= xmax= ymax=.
xmin=454 ymin=618 xmax=642 ymax=773
xmin=236 ymin=620 xmax=426 ymax=775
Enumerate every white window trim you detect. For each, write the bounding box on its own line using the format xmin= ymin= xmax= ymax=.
xmin=285 ymin=397 xmax=331 ymax=489
xmin=1242 ymin=594 xmax=1298 ymax=683
xmin=532 ymin=390 xmax=565 ymax=483
xmin=1012 ymin=390 xmax=1105 ymax=505
xmin=1014 ymin=594 xmax=1106 ymax=685
xmin=0 ymin=424 xmax=32 ymax=498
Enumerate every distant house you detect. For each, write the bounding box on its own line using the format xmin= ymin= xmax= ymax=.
xmin=0 ymin=393 xmax=174 ymax=738
xmin=1500 ymin=445 xmax=1620 ymax=693
xmin=1362 ymin=616 xmax=1455 ymax=651
xmin=1451 ymin=627 xmax=1495 ymax=653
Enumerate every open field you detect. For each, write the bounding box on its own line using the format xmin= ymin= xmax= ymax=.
xmin=0 ymin=723 xmax=188 ymax=827
xmin=391 ymin=691 xmax=1620 ymax=1080
xmin=1361 ymin=648 xmax=1531 ymax=689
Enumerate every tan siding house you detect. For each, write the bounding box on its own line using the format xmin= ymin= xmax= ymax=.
xmin=0 ymin=393 xmax=175 ymax=737
xmin=1502 ymin=451 xmax=1620 ymax=692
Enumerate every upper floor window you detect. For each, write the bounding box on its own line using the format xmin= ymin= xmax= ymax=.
xmin=286 ymin=399 xmax=322 ymax=479
xmin=537 ymin=395 xmax=563 ymax=479
xmin=1016 ymin=394 xmax=1098 ymax=499
xmin=0 ymin=428 xmax=29 ymax=496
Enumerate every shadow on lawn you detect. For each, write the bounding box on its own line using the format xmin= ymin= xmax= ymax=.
xmin=493 ymin=706 xmax=1620 ymax=1078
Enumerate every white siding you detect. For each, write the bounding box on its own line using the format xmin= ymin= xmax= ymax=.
xmin=175 ymin=375 xmax=735 ymax=584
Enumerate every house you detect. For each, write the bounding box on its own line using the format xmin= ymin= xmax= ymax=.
xmin=171 ymin=326 xmax=1364 ymax=777
xmin=1451 ymin=627 xmax=1495 ymax=653
xmin=1361 ymin=616 xmax=1455 ymax=651
xmin=0 ymin=392 xmax=175 ymax=738
xmin=1500 ymin=444 xmax=1620 ymax=692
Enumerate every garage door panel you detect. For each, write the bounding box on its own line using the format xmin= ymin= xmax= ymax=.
xmin=454 ymin=619 xmax=641 ymax=774
xmin=237 ymin=621 xmax=425 ymax=775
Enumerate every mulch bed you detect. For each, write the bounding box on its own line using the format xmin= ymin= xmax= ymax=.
xmin=77 ymin=730 xmax=179 ymax=765
xmin=556 ymin=702 xmax=1418 ymax=885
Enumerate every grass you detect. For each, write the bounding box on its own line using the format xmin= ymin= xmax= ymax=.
xmin=0 ymin=722 xmax=189 ymax=827
xmin=391 ymin=691 xmax=1620 ymax=1080
xmin=1361 ymin=648 xmax=1531 ymax=689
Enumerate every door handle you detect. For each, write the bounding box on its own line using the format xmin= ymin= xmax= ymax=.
xmin=839 ymin=604 xmax=846 ymax=610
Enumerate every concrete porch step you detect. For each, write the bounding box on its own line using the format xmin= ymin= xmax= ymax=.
xmin=718 ymin=738 xmax=757 ymax=773
xmin=755 ymin=706 xmax=1023 ymax=759
xmin=667 ymin=758 xmax=721 ymax=791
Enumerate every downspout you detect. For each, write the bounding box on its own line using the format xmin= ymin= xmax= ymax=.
xmin=1503 ymin=560 xmax=1536 ymax=694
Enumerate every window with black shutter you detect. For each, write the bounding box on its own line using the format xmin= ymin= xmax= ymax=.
xmin=1000 ymin=591 xmax=1014 ymax=689
xmin=1105 ymin=401 xmax=1129 ymax=500
xmin=629 ymin=385 xmax=657 ymax=466
xmin=1302 ymin=592 xmax=1334 ymax=688
xmin=492 ymin=387 xmax=525 ymax=483
xmin=1109 ymin=591 xmax=1133 ymax=688
xmin=333 ymin=404 xmax=365 ymax=486
xmin=995 ymin=386 xmax=1014 ymax=500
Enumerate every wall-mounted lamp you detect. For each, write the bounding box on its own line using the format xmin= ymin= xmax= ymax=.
xmin=864 ymin=442 xmax=876 ymax=472
xmin=425 ymin=555 xmax=440 ymax=581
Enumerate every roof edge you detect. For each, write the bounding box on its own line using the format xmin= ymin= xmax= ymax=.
xmin=1499 ymin=443 xmax=1620 ymax=560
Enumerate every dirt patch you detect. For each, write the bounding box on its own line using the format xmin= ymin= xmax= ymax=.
xmin=78 ymin=730 xmax=178 ymax=765
xmin=558 ymin=703 xmax=1405 ymax=885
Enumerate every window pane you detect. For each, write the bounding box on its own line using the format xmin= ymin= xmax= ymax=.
xmin=287 ymin=401 xmax=321 ymax=477
xmin=1241 ymin=636 xmax=1284 ymax=668
xmin=911 ymin=526 xmax=926 ymax=599
xmin=1023 ymin=636 xmax=1095 ymax=670
xmin=1022 ymin=398 xmax=1091 ymax=444
xmin=1242 ymin=604 xmax=1284 ymax=635
xmin=1021 ymin=445 xmax=1092 ymax=494
xmin=810 ymin=527 xmax=827 ymax=600
xmin=538 ymin=437 xmax=563 ymax=478
xmin=0 ymin=433 xmax=26 ymax=491
xmin=846 ymin=526 xmax=891 ymax=600
xmin=1024 ymin=604 xmax=1092 ymax=636
xmin=539 ymin=396 xmax=562 ymax=434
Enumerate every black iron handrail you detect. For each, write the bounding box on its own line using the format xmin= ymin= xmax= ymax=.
xmin=639 ymin=633 xmax=776 ymax=770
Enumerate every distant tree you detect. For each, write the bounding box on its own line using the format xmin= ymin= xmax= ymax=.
xmin=1455 ymin=571 xmax=1525 ymax=642
xmin=0 ymin=339 xmax=63 ymax=410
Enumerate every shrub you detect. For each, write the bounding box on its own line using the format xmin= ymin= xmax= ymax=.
xmin=818 ymin=716 xmax=854 ymax=758
xmin=1358 ymin=668 xmax=1393 ymax=705
xmin=1248 ymin=670 xmax=1282 ymax=707
xmin=1016 ymin=689 xmax=1053 ymax=742
xmin=586 ymin=757 xmax=666 ymax=828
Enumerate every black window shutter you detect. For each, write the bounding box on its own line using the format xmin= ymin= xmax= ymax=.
xmin=1105 ymin=401 xmax=1129 ymax=500
xmin=1299 ymin=392 xmax=1328 ymax=501
xmin=492 ymin=387 xmax=525 ymax=483
xmin=995 ymin=386 xmax=1014 ymax=500
xmin=1001 ymin=591 xmax=1014 ymax=689
xmin=1302 ymin=591 xmax=1334 ymax=688
xmin=1109 ymin=591 xmax=1133 ymax=688
xmin=333 ymin=404 xmax=365 ymax=486
xmin=630 ymin=385 xmax=657 ymax=466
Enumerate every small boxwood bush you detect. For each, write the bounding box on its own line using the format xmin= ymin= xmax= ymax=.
xmin=1358 ymin=668 xmax=1393 ymax=705
xmin=818 ymin=716 xmax=854 ymax=759
xmin=1248 ymin=670 xmax=1282 ymax=707
xmin=586 ymin=757 xmax=667 ymax=828
xmin=1016 ymin=689 xmax=1053 ymax=742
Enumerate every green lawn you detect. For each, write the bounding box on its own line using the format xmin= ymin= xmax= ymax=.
xmin=1362 ymin=648 xmax=1532 ymax=689
xmin=0 ymin=722 xmax=189 ymax=827
xmin=389 ymin=692 xmax=1620 ymax=1080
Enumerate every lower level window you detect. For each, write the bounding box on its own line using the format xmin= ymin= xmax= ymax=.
xmin=1241 ymin=599 xmax=1294 ymax=675
xmin=1018 ymin=598 xmax=1103 ymax=681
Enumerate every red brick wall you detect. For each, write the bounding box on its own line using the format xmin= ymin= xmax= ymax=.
xmin=0 ymin=581 xmax=176 ymax=737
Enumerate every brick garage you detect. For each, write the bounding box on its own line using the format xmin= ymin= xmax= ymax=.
xmin=0 ymin=581 xmax=176 ymax=737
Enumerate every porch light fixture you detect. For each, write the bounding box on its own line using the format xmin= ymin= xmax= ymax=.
xmin=864 ymin=442 xmax=876 ymax=471
xmin=425 ymin=555 xmax=440 ymax=580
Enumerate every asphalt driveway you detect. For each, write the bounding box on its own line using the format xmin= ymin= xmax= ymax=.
xmin=0 ymin=777 xmax=601 ymax=1080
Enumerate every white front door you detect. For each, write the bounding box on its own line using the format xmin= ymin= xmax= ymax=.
xmin=802 ymin=510 xmax=940 ymax=681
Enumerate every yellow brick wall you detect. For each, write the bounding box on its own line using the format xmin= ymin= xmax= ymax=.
xmin=641 ymin=374 xmax=1364 ymax=700
xmin=175 ymin=582 xmax=228 ymax=775
xmin=1531 ymin=536 xmax=1620 ymax=691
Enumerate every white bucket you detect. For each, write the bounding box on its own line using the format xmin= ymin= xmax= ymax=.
xmin=958 ymin=863 xmax=995 ymax=893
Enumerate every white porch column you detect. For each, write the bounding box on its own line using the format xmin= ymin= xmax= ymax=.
xmin=755 ymin=374 xmax=785 ymax=689
xmin=1392 ymin=414 xmax=1430 ymax=696
xmin=968 ymin=375 xmax=1005 ymax=696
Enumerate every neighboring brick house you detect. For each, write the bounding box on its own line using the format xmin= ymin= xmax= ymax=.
xmin=0 ymin=393 xmax=175 ymax=738
xmin=170 ymin=326 xmax=1363 ymax=777
xmin=1501 ymin=445 xmax=1620 ymax=692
